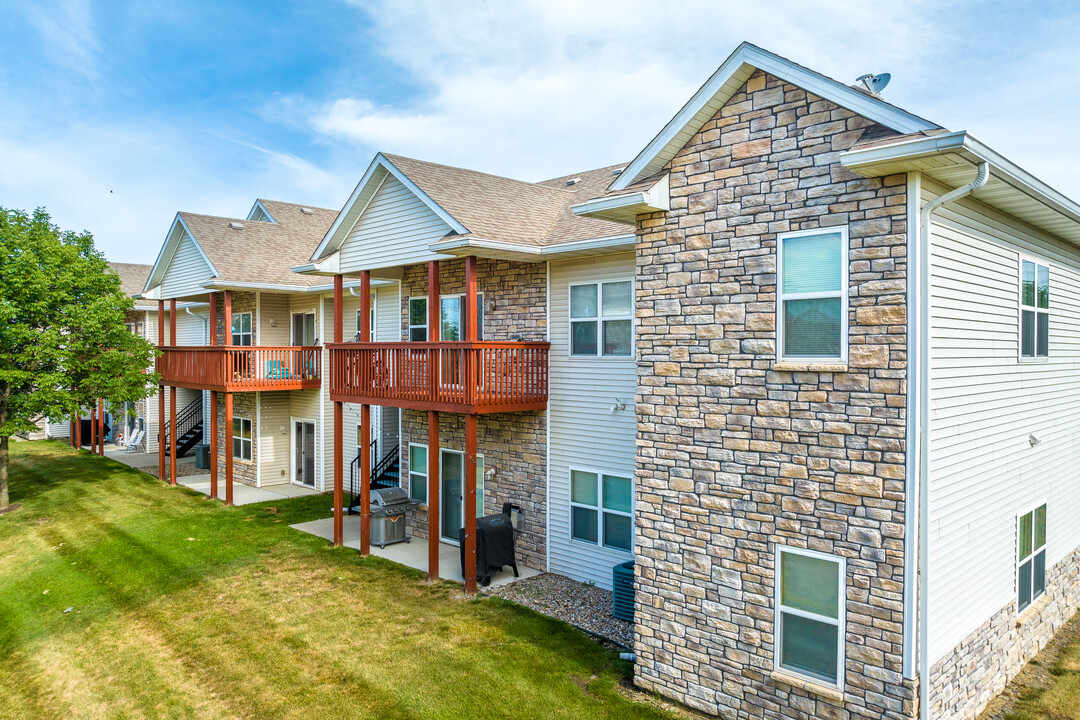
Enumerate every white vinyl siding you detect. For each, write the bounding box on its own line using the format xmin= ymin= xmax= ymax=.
xmin=259 ymin=293 xmax=292 ymax=346
xmin=337 ymin=175 xmax=452 ymax=274
xmin=548 ymin=253 xmax=636 ymax=589
xmin=159 ymin=231 xmax=215 ymax=299
xmin=258 ymin=391 xmax=291 ymax=486
xmin=926 ymin=178 xmax=1080 ymax=663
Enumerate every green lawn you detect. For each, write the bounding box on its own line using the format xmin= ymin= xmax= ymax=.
xmin=1002 ymin=620 xmax=1080 ymax=720
xmin=0 ymin=441 xmax=674 ymax=720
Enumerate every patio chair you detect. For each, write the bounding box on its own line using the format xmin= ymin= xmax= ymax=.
xmin=123 ymin=429 xmax=144 ymax=453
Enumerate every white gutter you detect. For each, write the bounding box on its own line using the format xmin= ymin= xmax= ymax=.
xmin=427 ymin=233 xmax=636 ymax=258
xmin=916 ymin=161 xmax=990 ymax=720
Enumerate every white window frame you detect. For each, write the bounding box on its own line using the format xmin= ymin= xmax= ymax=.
xmin=408 ymin=297 xmax=428 ymax=342
xmin=1017 ymin=500 xmax=1048 ymax=614
xmin=567 ymin=466 xmax=634 ymax=553
xmin=408 ymin=293 xmax=485 ymax=342
xmin=291 ymin=417 xmax=317 ymax=487
xmin=231 ymin=311 xmax=253 ymax=346
xmin=776 ymin=226 xmax=849 ymax=363
xmin=568 ymin=280 xmax=634 ymax=358
xmin=408 ymin=442 xmax=428 ymax=503
xmin=291 ymin=309 xmax=317 ymax=346
xmin=355 ymin=291 xmax=377 ymax=342
xmin=774 ymin=545 xmax=846 ymax=690
xmin=1018 ymin=255 xmax=1050 ymax=362
xmin=232 ymin=416 xmax=253 ymax=461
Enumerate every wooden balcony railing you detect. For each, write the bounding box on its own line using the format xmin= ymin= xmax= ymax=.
xmin=157 ymin=346 xmax=322 ymax=392
xmin=328 ymin=341 xmax=549 ymax=414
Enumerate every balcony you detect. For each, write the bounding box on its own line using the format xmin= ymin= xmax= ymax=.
xmin=157 ymin=346 xmax=322 ymax=392
xmin=328 ymin=341 xmax=549 ymax=414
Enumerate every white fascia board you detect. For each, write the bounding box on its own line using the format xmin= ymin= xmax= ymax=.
xmin=307 ymin=278 xmax=396 ymax=293
xmin=201 ymin=280 xmax=313 ymax=293
xmin=842 ymin=131 xmax=1080 ymax=225
xmin=428 ymin=233 xmax=635 ymax=258
xmin=292 ymin=252 xmax=341 ymax=277
xmin=571 ymin=174 xmax=670 ymax=223
xmin=246 ymin=199 xmax=276 ymax=223
xmin=310 ymin=152 xmax=469 ymax=262
xmin=613 ymin=41 xmax=939 ymax=191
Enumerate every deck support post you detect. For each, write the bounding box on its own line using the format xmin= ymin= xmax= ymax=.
xmin=209 ymin=391 xmax=218 ymax=500
xmin=97 ymin=398 xmax=105 ymax=456
xmin=426 ymin=260 xmax=440 ymax=581
xmin=462 ymin=256 xmax=478 ymax=593
xmin=158 ymin=300 xmax=165 ymax=479
xmin=225 ymin=392 xmax=234 ymax=506
xmin=333 ymin=274 xmax=344 ymax=547
xmin=223 ymin=291 xmax=232 ymax=347
xmin=359 ymin=270 xmax=371 ymax=556
xmin=169 ymin=299 xmax=177 ymax=485
xmin=427 ymin=410 xmax=440 ymax=581
xmin=464 ymin=413 xmax=478 ymax=594
xmin=209 ymin=293 xmax=218 ymax=500
xmin=76 ymin=410 xmax=83 ymax=448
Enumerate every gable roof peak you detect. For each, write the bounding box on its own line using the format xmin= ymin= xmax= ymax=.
xmin=611 ymin=41 xmax=942 ymax=191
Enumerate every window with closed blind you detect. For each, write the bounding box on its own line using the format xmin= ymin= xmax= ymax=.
xmin=775 ymin=546 xmax=845 ymax=687
xmin=777 ymin=228 xmax=848 ymax=362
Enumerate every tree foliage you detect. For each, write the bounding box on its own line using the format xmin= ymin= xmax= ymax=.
xmin=0 ymin=207 xmax=158 ymax=507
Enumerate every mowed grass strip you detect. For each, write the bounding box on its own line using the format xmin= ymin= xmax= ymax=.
xmin=0 ymin=441 xmax=675 ymax=720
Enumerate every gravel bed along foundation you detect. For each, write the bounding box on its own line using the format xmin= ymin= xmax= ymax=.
xmin=484 ymin=572 xmax=633 ymax=649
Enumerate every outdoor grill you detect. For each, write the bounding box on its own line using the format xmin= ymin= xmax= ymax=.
xmin=369 ymin=486 xmax=412 ymax=548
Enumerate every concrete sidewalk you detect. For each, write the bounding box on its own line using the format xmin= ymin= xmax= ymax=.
xmin=178 ymin=476 xmax=322 ymax=505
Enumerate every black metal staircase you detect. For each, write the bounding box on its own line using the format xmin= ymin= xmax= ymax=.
xmin=348 ymin=441 xmax=401 ymax=513
xmin=164 ymin=396 xmax=203 ymax=458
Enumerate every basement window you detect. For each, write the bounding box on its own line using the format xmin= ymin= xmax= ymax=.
xmin=569 ymin=468 xmax=633 ymax=551
xmin=232 ymin=417 xmax=252 ymax=461
xmin=775 ymin=546 xmax=845 ymax=688
xmin=1020 ymin=258 xmax=1049 ymax=359
xmin=1017 ymin=504 xmax=1047 ymax=613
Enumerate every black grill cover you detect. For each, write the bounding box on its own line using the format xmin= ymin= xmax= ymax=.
xmin=459 ymin=512 xmax=519 ymax=587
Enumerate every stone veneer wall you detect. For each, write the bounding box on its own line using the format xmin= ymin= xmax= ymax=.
xmin=634 ymin=69 xmax=915 ymax=719
xmin=400 ymin=410 xmax=547 ymax=570
xmin=929 ymin=546 xmax=1080 ymax=719
xmin=214 ymin=291 xmax=257 ymax=345
xmin=397 ymin=257 xmax=548 ymax=570
xmin=215 ymin=392 xmax=258 ymax=486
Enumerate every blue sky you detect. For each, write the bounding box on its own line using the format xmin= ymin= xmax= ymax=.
xmin=2 ymin=0 xmax=1079 ymax=263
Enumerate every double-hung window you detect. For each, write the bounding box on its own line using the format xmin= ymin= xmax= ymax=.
xmin=777 ymin=228 xmax=848 ymax=361
xmin=570 ymin=281 xmax=633 ymax=356
xmin=775 ymin=547 xmax=845 ymax=687
xmin=408 ymin=298 xmax=428 ymax=341
xmin=231 ymin=312 xmax=253 ymax=346
xmin=1017 ymin=504 xmax=1047 ymax=612
xmin=1020 ymin=259 xmax=1049 ymax=359
xmin=569 ymin=469 xmax=633 ymax=551
xmin=232 ymin=417 xmax=252 ymax=461
xmin=408 ymin=443 xmax=428 ymax=503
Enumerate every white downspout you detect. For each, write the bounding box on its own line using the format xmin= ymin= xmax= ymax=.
xmin=917 ymin=161 xmax=990 ymax=720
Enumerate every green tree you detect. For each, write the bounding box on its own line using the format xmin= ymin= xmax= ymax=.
xmin=0 ymin=207 xmax=157 ymax=509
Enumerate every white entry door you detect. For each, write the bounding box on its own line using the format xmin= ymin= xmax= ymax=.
xmin=293 ymin=421 xmax=316 ymax=487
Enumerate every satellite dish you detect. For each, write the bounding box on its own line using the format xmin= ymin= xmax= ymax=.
xmin=856 ymin=72 xmax=891 ymax=94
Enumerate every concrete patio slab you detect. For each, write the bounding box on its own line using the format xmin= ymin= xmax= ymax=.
xmin=178 ymin=476 xmax=321 ymax=505
xmin=289 ymin=515 xmax=538 ymax=588
xmin=106 ymin=447 xmax=195 ymax=469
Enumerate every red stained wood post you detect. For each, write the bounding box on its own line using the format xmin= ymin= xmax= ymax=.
xmin=158 ymin=300 xmax=165 ymax=479
xmin=169 ymin=299 xmax=177 ymax=486
xmin=224 ymin=291 xmax=234 ymax=504
xmin=76 ymin=410 xmax=82 ymax=448
xmin=97 ymin=398 xmax=105 ymax=456
xmin=209 ymin=293 xmax=218 ymax=500
xmin=333 ymin=274 xmax=344 ymax=547
xmin=462 ymin=255 xmax=479 ymax=593
xmin=426 ymin=260 xmax=441 ymax=581
xmin=89 ymin=403 xmax=96 ymax=450
xmin=225 ymin=392 xmax=234 ymax=506
xmin=359 ymin=270 xmax=371 ymax=556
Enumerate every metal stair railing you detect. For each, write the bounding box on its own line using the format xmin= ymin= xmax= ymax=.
xmin=164 ymin=396 xmax=203 ymax=453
